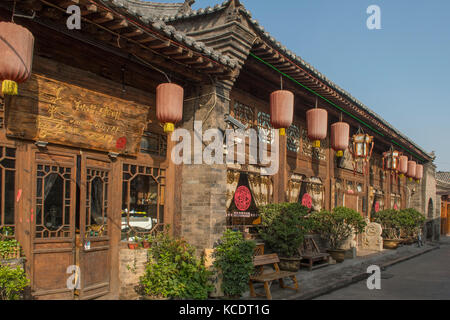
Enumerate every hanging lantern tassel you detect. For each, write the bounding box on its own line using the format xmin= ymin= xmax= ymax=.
xmin=2 ymin=80 xmax=18 ymax=95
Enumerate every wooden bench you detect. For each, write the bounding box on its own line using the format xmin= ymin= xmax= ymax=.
xmin=249 ymin=253 xmax=299 ymax=300
xmin=298 ymin=236 xmax=330 ymax=271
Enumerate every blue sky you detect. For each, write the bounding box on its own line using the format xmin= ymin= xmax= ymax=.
xmin=160 ymin=0 xmax=450 ymax=171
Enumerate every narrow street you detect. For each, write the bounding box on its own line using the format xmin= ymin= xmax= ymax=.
xmin=316 ymin=238 xmax=450 ymax=300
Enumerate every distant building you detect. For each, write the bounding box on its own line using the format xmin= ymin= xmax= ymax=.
xmin=437 ymin=172 xmax=450 ymax=236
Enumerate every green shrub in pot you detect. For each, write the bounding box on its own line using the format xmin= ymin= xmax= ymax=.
xmin=258 ymin=203 xmax=312 ymax=270
xmin=311 ymin=207 xmax=366 ymax=262
xmin=213 ymin=230 xmax=256 ymax=298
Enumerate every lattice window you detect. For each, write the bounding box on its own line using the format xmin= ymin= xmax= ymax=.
xmin=287 ymin=124 xmax=300 ymax=153
xmin=232 ymin=101 xmax=254 ymax=127
xmin=85 ymin=168 xmax=109 ymax=238
xmin=140 ymin=132 xmax=167 ymax=157
xmin=35 ymin=165 xmax=72 ymax=238
xmin=257 ymin=111 xmax=274 ymax=145
xmin=0 ymin=146 xmax=16 ymax=237
xmin=121 ymin=164 xmax=166 ymax=241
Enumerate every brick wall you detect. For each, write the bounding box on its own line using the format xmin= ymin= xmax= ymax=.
xmin=118 ymin=248 xmax=149 ymax=300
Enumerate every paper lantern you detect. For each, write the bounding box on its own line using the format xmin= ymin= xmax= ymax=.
xmin=407 ymin=161 xmax=417 ymax=180
xmin=156 ymin=83 xmax=184 ymax=132
xmin=0 ymin=22 xmax=34 ymax=95
xmin=270 ymin=90 xmax=294 ymax=136
xmin=331 ymin=122 xmax=349 ymax=157
xmin=415 ymin=164 xmax=423 ymax=183
xmin=398 ymin=156 xmax=408 ymax=177
xmin=306 ymin=108 xmax=328 ymax=148
xmin=350 ymin=133 xmax=374 ymax=175
xmin=383 ymin=148 xmax=401 ymax=177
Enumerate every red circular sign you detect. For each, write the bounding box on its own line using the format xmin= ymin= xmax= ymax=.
xmin=375 ymin=201 xmax=380 ymax=213
xmin=234 ymin=186 xmax=252 ymax=211
xmin=302 ymin=193 xmax=312 ymax=209
xmin=116 ymin=137 xmax=127 ymax=150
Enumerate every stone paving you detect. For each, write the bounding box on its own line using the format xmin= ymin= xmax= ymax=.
xmin=244 ymin=239 xmax=443 ymax=300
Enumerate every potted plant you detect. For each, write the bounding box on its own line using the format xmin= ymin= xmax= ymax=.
xmin=142 ymin=234 xmax=153 ymax=249
xmin=139 ymin=232 xmax=212 ymax=300
xmin=128 ymin=235 xmax=140 ymax=250
xmin=258 ymin=203 xmax=311 ymax=271
xmin=398 ymin=208 xmax=425 ymax=245
xmin=371 ymin=209 xmax=402 ymax=249
xmin=311 ymin=207 xmax=366 ymax=263
xmin=372 ymin=209 xmax=402 ymax=250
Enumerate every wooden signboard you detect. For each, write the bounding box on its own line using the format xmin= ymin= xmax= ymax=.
xmin=6 ymin=74 xmax=149 ymax=155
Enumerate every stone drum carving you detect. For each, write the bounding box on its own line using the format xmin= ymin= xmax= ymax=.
xmin=362 ymin=222 xmax=383 ymax=252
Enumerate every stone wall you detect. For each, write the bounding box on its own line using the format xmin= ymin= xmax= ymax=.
xmin=118 ymin=248 xmax=148 ymax=300
xmin=176 ymin=81 xmax=231 ymax=252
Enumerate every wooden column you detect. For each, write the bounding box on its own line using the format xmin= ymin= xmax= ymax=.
xmin=276 ymin=133 xmax=288 ymax=203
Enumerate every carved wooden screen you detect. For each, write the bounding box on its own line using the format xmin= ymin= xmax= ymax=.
xmin=35 ymin=164 xmax=73 ymax=238
xmin=0 ymin=146 xmax=16 ymax=237
xmin=121 ymin=164 xmax=165 ymax=240
xmin=257 ymin=111 xmax=274 ymax=145
xmin=286 ymin=124 xmax=301 ymax=153
xmin=232 ymin=101 xmax=254 ymax=127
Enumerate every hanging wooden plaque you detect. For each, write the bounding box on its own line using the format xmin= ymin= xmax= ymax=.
xmin=5 ymin=74 xmax=149 ymax=155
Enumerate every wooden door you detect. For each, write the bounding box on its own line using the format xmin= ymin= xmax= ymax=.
xmin=31 ymin=150 xmax=77 ymax=300
xmin=442 ymin=201 xmax=449 ymax=236
xmin=344 ymin=193 xmax=359 ymax=213
xmin=77 ymin=154 xmax=111 ymax=300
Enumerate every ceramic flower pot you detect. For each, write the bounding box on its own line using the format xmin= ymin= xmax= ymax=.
xmin=128 ymin=242 xmax=139 ymax=250
xmin=326 ymin=249 xmax=346 ymax=263
xmin=278 ymin=257 xmax=301 ymax=272
xmin=142 ymin=240 xmax=151 ymax=249
xmin=383 ymin=239 xmax=401 ymax=250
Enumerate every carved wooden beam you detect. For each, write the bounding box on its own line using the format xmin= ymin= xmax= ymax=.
xmin=92 ymin=12 xmax=114 ymax=24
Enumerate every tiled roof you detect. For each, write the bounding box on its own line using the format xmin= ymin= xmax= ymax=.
xmin=103 ymin=0 xmax=238 ymax=69
xmin=117 ymin=0 xmax=190 ymax=18
xmin=437 ymin=172 xmax=450 ymax=184
xmin=159 ymin=0 xmax=432 ymax=160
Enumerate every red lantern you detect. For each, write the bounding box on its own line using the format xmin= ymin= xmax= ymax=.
xmin=0 ymin=22 xmax=34 ymax=95
xmin=398 ymin=156 xmax=408 ymax=177
xmin=407 ymin=161 xmax=417 ymax=181
xmin=306 ymin=108 xmax=328 ymax=148
xmin=415 ymin=164 xmax=423 ymax=183
xmin=156 ymin=83 xmax=184 ymax=132
xmin=270 ymin=90 xmax=294 ymax=136
xmin=331 ymin=122 xmax=349 ymax=157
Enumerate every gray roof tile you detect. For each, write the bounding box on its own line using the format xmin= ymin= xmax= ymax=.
xmin=101 ymin=0 xmax=237 ymax=69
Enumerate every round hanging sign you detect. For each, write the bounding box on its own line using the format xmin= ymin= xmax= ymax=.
xmin=375 ymin=201 xmax=380 ymax=213
xmin=302 ymin=193 xmax=312 ymax=209
xmin=234 ymin=186 xmax=252 ymax=211
xmin=116 ymin=137 xmax=127 ymax=149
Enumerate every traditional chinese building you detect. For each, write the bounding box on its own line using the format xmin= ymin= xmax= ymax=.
xmin=437 ymin=172 xmax=450 ymax=236
xmin=0 ymin=0 xmax=438 ymax=300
